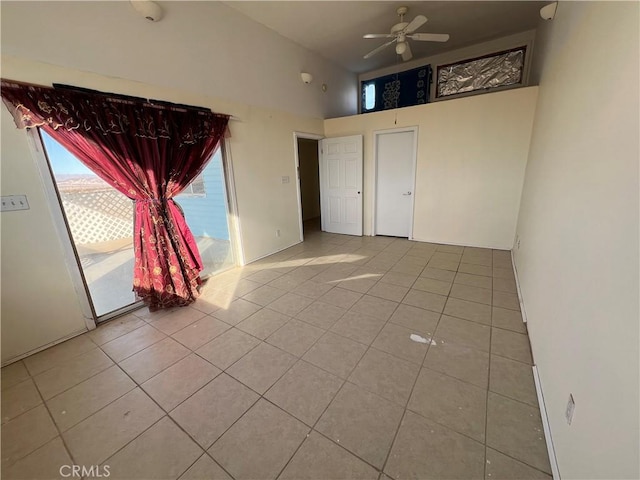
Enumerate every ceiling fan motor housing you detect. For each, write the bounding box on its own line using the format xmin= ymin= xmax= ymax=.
xmin=391 ymin=23 xmax=409 ymax=35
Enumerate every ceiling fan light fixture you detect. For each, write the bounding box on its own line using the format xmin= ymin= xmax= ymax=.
xmin=395 ymin=42 xmax=408 ymax=55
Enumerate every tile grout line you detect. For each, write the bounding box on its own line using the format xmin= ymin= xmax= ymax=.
xmin=271 ymin=380 xmax=350 ymax=479
xmin=188 ymin=307 xmax=350 ymax=476
xmin=33 ymin=360 xmax=118 ymax=412
xmin=324 ymin=261 xmax=442 ymax=476
xmin=61 ymin=318 xmax=236 ymax=476
xmin=484 ymin=266 xmax=495 ymax=480
xmin=20 ymin=336 xmax=101 ymax=379
xmin=275 ymin=288 xmax=410 ymax=478
xmin=6 ymin=371 xmax=79 ymax=471
xmin=89 ymin=315 xmax=150 ymax=349
xmin=269 ymin=247 xmax=421 ymax=478
xmin=197 ymin=273 xmax=372 ymax=474
xmin=94 ymin=357 xmax=227 ymax=479
xmin=99 ymin=322 xmax=168 ymax=364
xmin=378 ymin=312 xmax=442 ymax=477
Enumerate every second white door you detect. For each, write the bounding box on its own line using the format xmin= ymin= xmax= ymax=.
xmin=375 ymin=129 xmax=416 ymax=237
xmin=320 ymin=135 xmax=363 ymax=236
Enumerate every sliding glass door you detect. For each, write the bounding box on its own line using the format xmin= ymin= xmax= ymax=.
xmin=175 ymin=148 xmax=235 ymax=277
xmin=40 ymin=130 xmax=235 ymax=321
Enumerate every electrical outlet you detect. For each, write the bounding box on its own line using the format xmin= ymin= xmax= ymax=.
xmin=1 ymin=195 xmax=30 ymax=212
xmin=276 ymin=229 xmax=281 ymax=237
xmin=565 ymin=394 xmax=575 ymax=425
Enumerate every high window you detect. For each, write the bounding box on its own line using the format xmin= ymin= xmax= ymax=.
xmin=436 ymin=46 xmax=526 ymax=98
xmin=361 ymin=65 xmax=432 ymax=113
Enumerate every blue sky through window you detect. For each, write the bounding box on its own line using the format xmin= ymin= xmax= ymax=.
xmin=364 ymin=83 xmax=375 ymax=110
xmin=40 ymin=130 xmax=93 ymax=175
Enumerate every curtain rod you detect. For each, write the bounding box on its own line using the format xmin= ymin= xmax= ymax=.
xmin=53 ymin=83 xmax=241 ymax=121
xmin=0 ymin=79 xmax=238 ymax=120
xmin=53 ymin=83 xmax=214 ymax=115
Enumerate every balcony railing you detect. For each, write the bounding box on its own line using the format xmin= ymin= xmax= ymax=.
xmin=59 ymin=188 xmax=133 ymax=245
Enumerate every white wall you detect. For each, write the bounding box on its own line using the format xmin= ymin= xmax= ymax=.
xmin=514 ymin=2 xmax=639 ymax=479
xmin=226 ymin=106 xmax=324 ymax=260
xmin=324 ymin=87 xmax=538 ymax=249
xmin=1 ymin=105 xmax=89 ymax=363
xmin=0 ymin=1 xmax=357 ymax=119
xmin=359 ymin=30 xmax=536 ymax=106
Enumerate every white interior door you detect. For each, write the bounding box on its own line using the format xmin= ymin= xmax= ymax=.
xmin=375 ymin=130 xmax=416 ymax=237
xmin=320 ymin=135 xmax=363 ymax=236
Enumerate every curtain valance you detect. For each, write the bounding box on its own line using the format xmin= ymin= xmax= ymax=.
xmin=1 ymin=80 xmax=229 ymax=144
xmin=1 ymin=79 xmax=231 ymax=309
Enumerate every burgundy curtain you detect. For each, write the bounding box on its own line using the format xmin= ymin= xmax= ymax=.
xmin=1 ymin=80 xmax=230 ymax=309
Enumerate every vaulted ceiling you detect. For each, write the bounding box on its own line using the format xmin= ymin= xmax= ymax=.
xmin=223 ymin=1 xmax=547 ymax=73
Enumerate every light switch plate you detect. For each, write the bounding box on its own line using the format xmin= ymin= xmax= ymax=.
xmin=1 ymin=195 xmax=30 ymax=212
xmin=281 ymin=176 xmax=290 ymax=184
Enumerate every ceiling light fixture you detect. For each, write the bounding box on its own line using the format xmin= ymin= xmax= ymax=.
xmin=395 ymin=42 xmax=408 ymax=55
xmin=130 ymin=0 xmax=164 ymax=22
xmin=300 ymin=72 xmax=313 ymax=84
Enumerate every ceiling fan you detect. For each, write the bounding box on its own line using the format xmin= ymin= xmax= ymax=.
xmin=363 ymin=6 xmax=450 ymax=62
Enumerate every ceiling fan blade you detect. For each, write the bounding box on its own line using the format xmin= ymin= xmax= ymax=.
xmin=409 ymin=33 xmax=450 ymax=42
xmin=405 ymin=14 xmax=427 ymax=33
xmin=401 ymin=42 xmax=413 ymax=61
xmin=363 ymin=33 xmax=393 ymax=39
xmin=363 ymin=39 xmax=396 ymax=59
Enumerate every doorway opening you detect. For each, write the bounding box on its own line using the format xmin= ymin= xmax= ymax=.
xmin=295 ymin=134 xmax=322 ymax=239
xmin=39 ymin=130 xmax=236 ymax=322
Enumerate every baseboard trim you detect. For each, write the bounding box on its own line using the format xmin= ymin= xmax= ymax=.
xmin=533 ymin=365 xmax=561 ymax=480
xmin=1 ymin=327 xmax=88 ymax=367
xmin=510 ymin=251 xmax=528 ymax=323
xmin=409 ymin=236 xmax=510 ymax=251
xmin=246 ymin=240 xmax=301 ymax=264
xmin=512 ymin=251 xmax=560 ymax=479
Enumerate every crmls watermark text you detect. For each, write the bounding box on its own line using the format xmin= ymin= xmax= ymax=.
xmin=59 ymin=465 xmax=111 ymax=478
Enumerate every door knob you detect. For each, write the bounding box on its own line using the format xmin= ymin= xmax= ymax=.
xmin=402 ymin=192 xmax=412 ymax=196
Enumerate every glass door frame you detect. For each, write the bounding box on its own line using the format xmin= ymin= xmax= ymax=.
xmin=32 ymin=128 xmax=144 ymax=324
xmin=219 ymin=138 xmax=245 ymax=267
xmin=26 ymin=128 xmax=97 ymax=329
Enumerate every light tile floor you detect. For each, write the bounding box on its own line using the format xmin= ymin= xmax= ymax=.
xmin=1 ymin=227 xmax=552 ymax=480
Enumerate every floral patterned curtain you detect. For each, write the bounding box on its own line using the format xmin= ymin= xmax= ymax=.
xmin=1 ymin=80 xmax=230 ymax=309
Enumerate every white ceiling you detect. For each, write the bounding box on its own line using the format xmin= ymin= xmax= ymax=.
xmin=223 ymin=1 xmax=547 ymax=73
